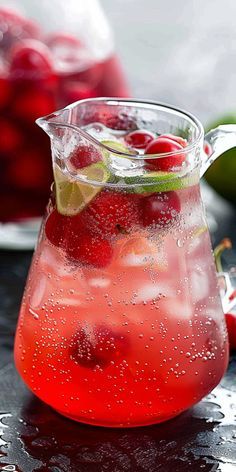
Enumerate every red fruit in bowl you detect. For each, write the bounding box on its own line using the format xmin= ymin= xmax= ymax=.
xmin=0 ymin=118 xmax=23 ymax=153
xmin=86 ymin=191 xmax=142 ymax=236
xmin=124 ymin=130 xmax=155 ymax=149
xmin=145 ymin=136 xmax=186 ymax=171
xmin=63 ymin=82 xmax=96 ymax=104
xmin=0 ymin=7 xmax=40 ymax=51
xmin=69 ymin=324 xmax=129 ymax=368
xmin=0 ymin=77 xmax=12 ymax=109
xmin=12 ymin=87 xmax=55 ymax=122
xmin=10 ymin=39 xmax=53 ymax=77
xmin=7 ymin=147 xmax=51 ymax=191
xmin=23 ymin=19 xmax=41 ymax=39
xmin=70 ymin=143 xmax=102 ymax=169
xmin=46 ymin=32 xmax=81 ymax=49
xmin=142 ymin=191 xmax=181 ymax=227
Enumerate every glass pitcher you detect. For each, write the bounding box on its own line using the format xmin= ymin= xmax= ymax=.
xmin=14 ymin=98 xmax=235 ymax=428
xmin=0 ymin=0 xmax=129 ymax=240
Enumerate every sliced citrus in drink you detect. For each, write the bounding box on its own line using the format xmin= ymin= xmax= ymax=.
xmin=54 ymin=162 xmax=110 ymax=216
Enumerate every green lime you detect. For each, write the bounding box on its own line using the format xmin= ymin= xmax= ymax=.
xmin=54 ymin=162 xmax=110 ymax=216
xmin=101 ymin=140 xmax=134 ymax=155
xmin=124 ymin=170 xmax=199 ymax=193
xmin=205 ymin=114 xmax=236 ymax=204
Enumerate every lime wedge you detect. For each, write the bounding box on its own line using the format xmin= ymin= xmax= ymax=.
xmin=54 ymin=162 xmax=110 ymax=216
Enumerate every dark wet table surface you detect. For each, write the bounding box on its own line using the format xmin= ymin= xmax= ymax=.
xmin=0 ymin=188 xmax=236 ymax=472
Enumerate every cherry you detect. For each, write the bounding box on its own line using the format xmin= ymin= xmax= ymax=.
xmin=45 ymin=209 xmax=113 ymax=268
xmin=141 ymin=191 xmax=181 ymax=226
xmin=102 ymin=113 xmax=136 ymax=131
xmin=12 ymin=88 xmax=55 ymax=122
xmin=0 ymin=118 xmax=23 ymax=153
xmin=69 ymin=324 xmax=129 ymax=368
xmin=124 ymin=130 xmax=155 ymax=149
xmin=145 ymin=137 xmax=186 ymax=171
xmin=67 ymin=232 xmax=113 ymax=268
xmin=10 ymin=40 xmax=53 ymax=77
xmin=85 ymin=191 xmax=142 ymax=236
xmin=160 ymin=133 xmax=187 ymax=148
xmin=45 ymin=209 xmax=72 ymax=248
xmin=204 ymin=141 xmax=212 ymax=157
xmin=70 ymin=143 xmax=102 ymax=169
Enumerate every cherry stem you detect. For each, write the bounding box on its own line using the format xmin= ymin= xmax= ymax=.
xmin=214 ymin=238 xmax=232 ymax=273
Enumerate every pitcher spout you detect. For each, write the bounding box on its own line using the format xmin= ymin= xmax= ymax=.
xmin=36 ymin=108 xmax=69 ymax=138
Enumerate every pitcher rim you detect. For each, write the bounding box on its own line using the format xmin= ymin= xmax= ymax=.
xmin=36 ymin=97 xmax=204 ymax=161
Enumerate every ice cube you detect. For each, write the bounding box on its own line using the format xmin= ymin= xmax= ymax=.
xmin=83 ymin=122 xmax=112 ymax=141
xmin=190 ymin=268 xmax=209 ymax=303
xmin=30 ymin=274 xmax=47 ymax=309
xmin=88 ymin=277 xmax=111 ymax=288
xmin=161 ymin=297 xmax=193 ymax=320
xmin=135 ymin=282 xmax=174 ymax=303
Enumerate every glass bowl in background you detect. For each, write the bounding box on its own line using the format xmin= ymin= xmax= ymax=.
xmin=0 ymin=0 xmax=129 ymax=248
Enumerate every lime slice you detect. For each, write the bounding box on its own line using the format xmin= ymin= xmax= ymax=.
xmin=54 ymin=162 xmax=110 ymax=216
xmin=100 ymin=140 xmax=198 ymax=193
xmin=101 ymin=140 xmax=134 ymax=155
xmin=124 ymin=170 xmax=199 ymax=193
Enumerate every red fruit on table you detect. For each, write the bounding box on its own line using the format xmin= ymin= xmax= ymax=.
xmin=225 ymin=312 xmax=236 ymax=351
xmin=10 ymin=39 xmax=53 ymax=77
xmin=124 ymin=130 xmax=155 ymax=149
xmin=69 ymin=324 xmax=129 ymax=368
xmin=145 ymin=136 xmax=186 ymax=171
xmin=12 ymin=88 xmax=55 ymax=122
xmin=142 ymin=191 xmax=181 ymax=226
xmin=67 ymin=232 xmax=113 ymax=268
xmin=0 ymin=118 xmax=23 ymax=153
xmin=85 ymin=191 xmax=142 ymax=236
xmin=70 ymin=143 xmax=102 ymax=169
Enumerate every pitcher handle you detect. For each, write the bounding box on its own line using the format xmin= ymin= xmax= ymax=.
xmin=201 ymin=124 xmax=236 ymax=178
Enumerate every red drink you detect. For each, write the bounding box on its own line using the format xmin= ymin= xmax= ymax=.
xmin=14 ymin=99 xmax=229 ymax=427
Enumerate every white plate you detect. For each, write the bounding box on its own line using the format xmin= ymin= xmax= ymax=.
xmin=0 ymin=218 xmax=42 ymax=250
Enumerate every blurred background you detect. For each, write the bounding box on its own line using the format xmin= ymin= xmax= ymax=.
xmin=102 ymin=0 xmax=236 ymax=125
